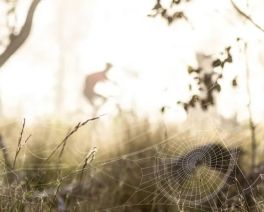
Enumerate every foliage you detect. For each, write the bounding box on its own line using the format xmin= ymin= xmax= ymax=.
xmin=178 ymin=45 xmax=237 ymax=112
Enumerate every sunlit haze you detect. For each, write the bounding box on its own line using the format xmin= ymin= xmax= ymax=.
xmin=1 ymin=0 xmax=264 ymax=123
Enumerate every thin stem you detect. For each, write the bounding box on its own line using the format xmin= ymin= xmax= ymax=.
xmin=230 ymin=0 xmax=264 ymax=33
xmin=13 ymin=118 xmax=25 ymax=168
xmin=244 ymin=43 xmax=257 ymax=170
xmin=45 ymin=115 xmax=104 ymax=161
xmin=79 ymin=147 xmax=97 ymax=182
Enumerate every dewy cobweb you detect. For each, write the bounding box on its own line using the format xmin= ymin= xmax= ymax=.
xmin=3 ymin=119 xmax=263 ymax=211
xmin=97 ymin=128 xmax=262 ymax=211
xmin=154 ymin=134 xmax=237 ymax=206
xmin=119 ymin=131 xmax=237 ymax=208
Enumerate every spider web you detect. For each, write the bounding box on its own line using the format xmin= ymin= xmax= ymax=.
xmin=0 ymin=118 xmax=263 ymax=211
xmin=96 ymin=125 xmax=263 ymax=211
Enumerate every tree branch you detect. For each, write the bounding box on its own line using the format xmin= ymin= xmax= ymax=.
xmin=244 ymin=43 xmax=257 ymax=170
xmin=230 ymin=0 xmax=264 ymax=33
xmin=0 ymin=0 xmax=41 ymax=68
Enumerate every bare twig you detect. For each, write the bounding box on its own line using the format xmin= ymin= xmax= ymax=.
xmin=0 ymin=135 xmax=12 ymax=171
xmin=0 ymin=135 xmax=18 ymax=183
xmin=53 ymin=179 xmax=63 ymax=206
xmin=13 ymin=118 xmax=26 ymax=168
xmin=230 ymin=0 xmax=264 ymax=33
xmin=23 ymin=134 xmax=32 ymax=145
xmin=0 ymin=0 xmax=42 ymax=68
xmin=56 ymin=129 xmax=71 ymax=180
xmin=13 ymin=119 xmax=31 ymax=169
xmin=244 ymin=43 xmax=257 ymax=170
xmin=58 ymin=129 xmax=71 ymax=161
xmin=45 ymin=115 xmax=104 ymax=161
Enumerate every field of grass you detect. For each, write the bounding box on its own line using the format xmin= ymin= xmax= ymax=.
xmin=0 ymin=111 xmax=264 ymax=211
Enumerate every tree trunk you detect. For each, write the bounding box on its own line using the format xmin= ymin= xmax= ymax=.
xmin=0 ymin=0 xmax=41 ymax=68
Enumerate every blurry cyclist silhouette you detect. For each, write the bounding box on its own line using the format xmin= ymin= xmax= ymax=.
xmin=83 ymin=63 xmax=113 ymax=109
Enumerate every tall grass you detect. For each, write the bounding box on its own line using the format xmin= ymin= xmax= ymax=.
xmin=0 ymin=111 xmax=263 ymax=211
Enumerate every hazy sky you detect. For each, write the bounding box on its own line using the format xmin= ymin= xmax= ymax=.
xmin=0 ymin=0 xmax=264 ymax=123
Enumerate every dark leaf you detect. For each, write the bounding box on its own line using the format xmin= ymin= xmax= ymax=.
xmin=201 ymin=102 xmax=208 ymax=111
xmin=161 ymin=9 xmax=167 ymax=16
xmin=226 ymin=46 xmax=231 ymax=52
xmin=173 ymin=11 xmax=184 ymax=18
xmin=195 ymin=68 xmax=201 ymax=74
xmin=152 ymin=3 xmax=161 ymax=10
xmin=193 ymin=95 xmax=199 ymax=101
xmin=183 ymin=103 xmax=188 ymax=111
xmin=215 ymin=83 xmax=221 ymax=92
xmin=188 ymin=66 xmax=193 ymax=74
xmin=226 ymin=54 xmax=232 ymax=63
xmin=167 ymin=16 xmax=173 ymax=24
xmin=152 ymin=0 xmax=161 ymax=10
xmin=212 ymin=59 xmax=222 ymax=67
xmin=232 ymin=78 xmax=237 ymax=87
xmin=173 ymin=0 xmax=181 ymax=4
